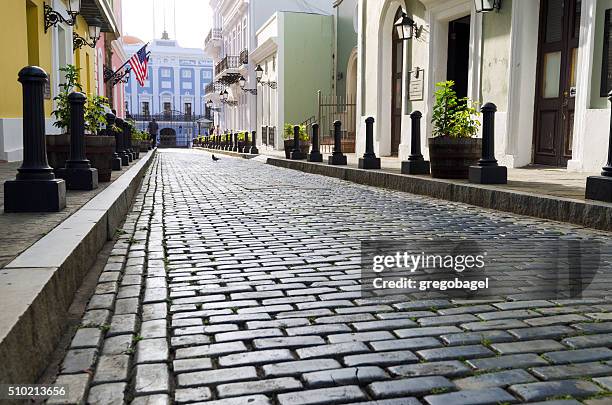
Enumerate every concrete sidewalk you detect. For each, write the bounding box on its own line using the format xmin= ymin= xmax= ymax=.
xmin=257 ymin=147 xmax=596 ymax=201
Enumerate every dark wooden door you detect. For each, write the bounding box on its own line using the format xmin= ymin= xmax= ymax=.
xmin=391 ymin=7 xmax=403 ymax=156
xmin=533 ymin=0 xmax=581 ymax=166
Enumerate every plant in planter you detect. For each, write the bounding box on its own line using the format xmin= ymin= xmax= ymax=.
xmin=51 ymin=65 xmax=82 ymax=133
xmin=85 ymin=95 xmax=110 ymax=135
xmin=283 ymin=123 xmax=309 ymax=158
xmin=429 ymin=81 xmax=481 ymax=179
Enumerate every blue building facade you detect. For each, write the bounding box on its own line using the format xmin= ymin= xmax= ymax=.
xmin=124 ymin=33 xmax=213 ymax=147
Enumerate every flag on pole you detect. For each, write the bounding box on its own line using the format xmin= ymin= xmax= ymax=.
xmin=128 ymin=45 xmax=149 ymax=87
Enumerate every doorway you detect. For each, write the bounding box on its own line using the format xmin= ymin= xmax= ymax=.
xmin=533 ymin=0 xmax=581 ymax=167
xmin=159 ymin=128 xmax=177 ymax=148
xmin=447 ymin=15 xmax=471 ymax=100
xmin=391 ymin=7 xmax=404 ymax=156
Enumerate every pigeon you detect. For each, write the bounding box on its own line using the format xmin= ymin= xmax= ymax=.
xmin=212 ymin=154 xmax=220 ymax=162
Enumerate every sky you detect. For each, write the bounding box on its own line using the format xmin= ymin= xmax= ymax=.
xmin=122 ymin=0 xmax=212 ymax=49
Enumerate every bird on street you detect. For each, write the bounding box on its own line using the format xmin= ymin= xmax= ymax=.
xmin=212 ymin=154 xmax=220 ymax=162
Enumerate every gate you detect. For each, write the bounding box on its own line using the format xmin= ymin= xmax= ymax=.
xmin=315 ymin=91 xmax=356 ymax=153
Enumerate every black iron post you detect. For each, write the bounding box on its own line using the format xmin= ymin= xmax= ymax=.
xmin=4 ymin=66 xmax=66 ymax=212
xmin=56 ymin=92 xmax=98 ymax=190
xmin=233 ymin=132 xmax=239 ymax=152
xmin=250 ymin=130 xmax=259 ymax=154
xmin=328 ymin=120 xmax=347 ymax=165
xmin=116 ymin=118 xmax=129 ymax=166
xmin=290 ymin=125 xmax=306 ymax=160
xmin=106 ymin=113 xmax=122 ymax=171
xmin=469 ymin=102 xmax=507 ymax=184
xmin=401 ymin=111 xmax=430 ymax=174
xmin=126 ymin=122 xmax=135 ymax=160
xmin=586 ymin=91 xmax=612 ymax=202
xmin=243 ymin=132 xmax=250 ymax=153
xmin=359 ymin=117 xmax=381 ymax=169
xmin=308 ymin=123 xmax=323 ymax=162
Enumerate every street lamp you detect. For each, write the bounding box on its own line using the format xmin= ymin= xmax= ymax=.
xmin=474 ymin=0 xmax=502 ymax=13
xmin=239 ymin=75 xmax=257 ymax=95
xmin=394 ymin=12 xmax=420 ymax=40
xmin=255 ymin=65 xmax=264 ymax=83
xmin=206 ymin=100 xmax=213 ymax=109
xmin=44 ymin=0 xmax=81 ymax=32
xmin=73 ymin=18 xmax=102 ymax=49
xmin=220 ymin=90 xmax=228 ymax=102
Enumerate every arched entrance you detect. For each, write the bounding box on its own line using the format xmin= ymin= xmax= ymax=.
xmin=346 ymin=47 xmax=358 ymax=100
xmin=391 ymin=7 xmax=404 ymax=156
xmin=159 ymin=128 xmax=177 ymax=148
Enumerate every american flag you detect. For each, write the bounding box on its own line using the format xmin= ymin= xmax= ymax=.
xmin=128 ymin=45 xmax=149 ymax=87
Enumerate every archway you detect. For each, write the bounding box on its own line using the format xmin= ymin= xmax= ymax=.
xmin=346 ymin=47 xmax=358 ymax=101
xmin=159 ymin=128 xmax=177 ymax=148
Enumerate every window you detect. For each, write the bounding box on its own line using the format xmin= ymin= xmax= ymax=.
xmin=184 ymin=103 xmax=192 ymax=116
xmin=161 ymin=68 xmax=171 ymax=77
xmin=202 ymin=70 xmax=212 ymax=79
xmin=182 ymin=69 xmax=192 ymax=78
xmin=141 ymin=102 xmax=150 ymax=116
xmin=183 ymin=82 xmax=193 ymax=90
xmin=161 ymin=81 xmax=172 ymax=89
xmin=163 ymin=102 xmax=172 ymax=117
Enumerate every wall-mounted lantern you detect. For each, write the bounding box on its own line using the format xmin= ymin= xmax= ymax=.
xmin=474 ymin=0 xmax=502 ymax=13
xmin=73 ymin=18 xmax=102 ymax=49
xmin=254 ymin=65 xmax=277 ymax=89
xmin=394 ymin=12 xmax=421 ymax=40
xmin=239 ymin=75 xmax=257 ymax=95
xmin=44 ymin=0 xmax=81 ymax=32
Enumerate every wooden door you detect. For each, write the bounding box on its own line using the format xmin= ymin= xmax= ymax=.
xmin=533 ymin=0 xmax=581 ymax=166
xmin=391 ymin=7 xmax=404 ymax=156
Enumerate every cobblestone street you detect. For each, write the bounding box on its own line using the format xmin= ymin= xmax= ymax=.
xmin=52 ymin=149 xmax=612 ymax=405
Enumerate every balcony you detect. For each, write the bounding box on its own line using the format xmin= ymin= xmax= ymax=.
xmin=204 ymin=28 xmax=222 ymax=49
xmin=239 ymin=49 xmax=248 ymax=65
xmin=205 ymin=81 xmax=225 ymax=95
xmin=215 ymin=56 xmax=242 ymax=84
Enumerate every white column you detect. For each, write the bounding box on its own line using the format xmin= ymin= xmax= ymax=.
xmin=567 ymin=0 xmax=597 ymax=172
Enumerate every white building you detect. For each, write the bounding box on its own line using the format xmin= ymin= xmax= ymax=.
xmin=204 ymin=0 xmax=333 ymax=143
xmin=357 ymin=0 xmax=612 ymax=172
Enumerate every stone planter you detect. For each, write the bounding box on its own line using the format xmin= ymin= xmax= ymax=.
xmin=283 ymin=139 xmax=310 ymax=159
xmin=139 ymin=140 xmax=150 ymax=153
xmin=428 ymin=136 xmax=481 ymax=179
xmin=46 ymin=134 xmax=116 ymax=182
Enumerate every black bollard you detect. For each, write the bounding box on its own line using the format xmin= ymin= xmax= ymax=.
xmin=116 ymin=118 xmax=129 ymax=166
xmin=56 ymin=92 xmax=99 ymax=190
xmin=233 ymin=132 xmax=239 ymax=152
xmin=126 ymin=122 xmax=135 ymax=160
xmin=401 ymin=111 xmax=430 ymax=174
xmin=328 ymin=120 xmax=347 ymax=165
xmin=359 ymin=117 xmax=381 ymax=169
xmin=586 ymin=91 xmax=612 ymax=202
xmin=291 ymin=125 xmax=306 ymax=160
xmin=250 ymin=130 xmax=259 ymax=154
xmin=242 ymin=132 xmax=250 ymax=153
xmin=469 ymin=102 xmax=507 ymax=184
xmin=307 ymin=123 xmax=323 ymax=162
xmin=106 ymin=113 xmax=122 ymax=171
xmin=4 ymin=66 xmax=66 ymax=212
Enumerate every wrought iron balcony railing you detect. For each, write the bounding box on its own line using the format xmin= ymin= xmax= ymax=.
xmin=215 ymin=55 xmax=240 ymax=77
xmin=239 ymin=49 xmax=248 ymax=65
xmin=205 ymin=28 xmax=222 ymax=47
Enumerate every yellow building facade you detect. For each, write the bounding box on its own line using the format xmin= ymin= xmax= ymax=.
xmin=0 ymin=0 xmax=116 ymax=161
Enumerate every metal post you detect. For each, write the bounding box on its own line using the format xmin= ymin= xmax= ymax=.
xmin=116 ymin=119 xmax=129 ymax=166
xmin=243 ymin=132 xmax=250 ymax=153
xmin=469 ymin=102 xmax=507 ymax=184
xmin=56 ymin=92 xmax=98 ymax=190
xmin=359 ymin=117 xmax=381 ymax=169
xmin=328 ymin=120 xmax=347 ymax=165
xmin=290 ymin=125 xmax=305 ymax=160
xmin=4 ymin=66 xmax=66 ymax=212
xmin=106 ymin=113 xmax=122 ymax=171
xmin=586 ymin=91 xmax=612 ymax=202
xmin=250 ymin=130 xmax=259 ymax=154
xmin=308 ymin=123 xmax=323 ymax=162
xmin=401 ymin=111 xmax=430 ymax=174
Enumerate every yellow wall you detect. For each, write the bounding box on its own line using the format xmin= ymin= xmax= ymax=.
xmin=0 ymin=1 xmax=96 ymax=120
xmin=0 ymin=0 xmax=52 ymax=118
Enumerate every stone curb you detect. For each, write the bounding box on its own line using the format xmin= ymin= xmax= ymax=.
xmin=266 ymin=158 xmax=612 ymax=232
xmin=195 ymin=147 xmax=259 ymax=159
xmin=0 ymin=149 xmax=157 ymax=384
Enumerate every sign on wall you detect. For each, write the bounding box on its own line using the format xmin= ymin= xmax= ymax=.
xmin=601 ymin=9 xmax=612 ymax=96
xmin=408 ymin=68 xmax=424 ymax=101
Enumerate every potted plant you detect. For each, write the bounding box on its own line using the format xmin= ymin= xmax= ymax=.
xmin=283 ymin=124 xmax=309 ymax=159
xmin=429 ymin=81 xmax=481 ymax=179
xmin=84 ymin=94 xmax=116 ymax=181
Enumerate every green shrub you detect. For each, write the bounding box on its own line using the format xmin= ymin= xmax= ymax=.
xmin=283 ymin=124 xmax=309 ymax=141
xmin=431 ymin=81 xmax=480 ymax=138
